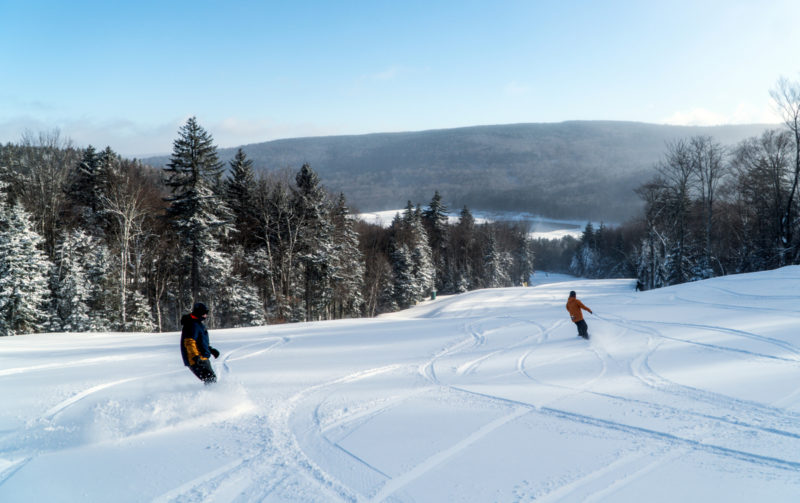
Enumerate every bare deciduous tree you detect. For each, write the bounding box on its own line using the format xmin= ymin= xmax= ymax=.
xmin=101 ymin=175 xmax=149 ymax=329
xmin=770 ymin=76 xmax=800 ymax=261
xmin=690 ymin=135 xmax=728 ymax=274
xmin=16 ymin=130 xmax=77 ymax=257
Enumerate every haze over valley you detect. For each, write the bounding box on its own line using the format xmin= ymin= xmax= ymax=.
xmin=145 ymin=120 xmax=773 ymax=222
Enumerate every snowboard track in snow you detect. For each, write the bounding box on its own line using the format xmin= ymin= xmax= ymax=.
xmin=406 ymin=304 xmax=800 ymax=500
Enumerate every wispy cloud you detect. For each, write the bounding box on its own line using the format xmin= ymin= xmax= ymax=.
xmin=0 ymin=114 xmax=348 ymax=158
xmin=663 ymin=101 xmax=782 ymax=126
xmin=211 ymin=117 xmax=339 ymax=147
xmin=662 ymin=108 xmax=726 ymax=126
xmin=503 ymin=81 xmax=530 ymax=97
xmin=371 ymin=66 xmax=402 ymax=81
xmin=0 ymin=116 xmax=186 ymax=157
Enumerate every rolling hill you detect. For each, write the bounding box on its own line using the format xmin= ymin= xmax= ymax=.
xmin=144 ymin=121 xmax=775 ymax=222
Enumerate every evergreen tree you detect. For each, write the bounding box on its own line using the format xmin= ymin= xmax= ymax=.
xmin=125 ymin=290 xmax=156 ymax=332
xmin=412 ymin=205 xmax=435 ymax=296
xmin=422 ymin=190 xmax=449 ymax=292
xmin=0 ymin=199 xmax=52 ymax=335
xmin=65 ymin=145 xmax=115 ymax=235
xmin=330 ymin=193 xmax=365 ymax=318
xmin=388 ymin=203 xmax=434 ymax=307
xmin=635 ymin=237 xmax=666 ymax=291
xmin=50 ymin=230 xmax=114 ymax=331
xmin=483 ymin=234 xmax=512 ymax=288
xmin=163 ymin=117 xmax=234 ymax=304
xmin=390 ymin=243 xmax=416 ymax=309
xmin=449 ymin=206 xmax=476 ymax=292
xmin=294 ymin=164 xmax=335 ymax=320
xmin=225 ymin=148 xmax=258 ymax=241
xmin=570 ymin=223 xmax=597 ymax=278
xmin=663 ymin=242 xmax=696 ymax=285
xmin=65 ymin=145 xmax=99 ymax=210
xmin=215 ymin=272 xmax=266 ymax=328
xmin=50 ymin=230 xmax=94 ymax=332
xmin=513 ymin=232 xmax=535 ymax=285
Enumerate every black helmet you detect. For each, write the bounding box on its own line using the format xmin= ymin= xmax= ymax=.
xmin=192 ymin=302 xmax=209 ymax=316
xmin=569 ymin=291 xmax=576 ymax=297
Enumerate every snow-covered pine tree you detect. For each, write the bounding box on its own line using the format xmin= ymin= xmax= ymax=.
xmin=224 ymin=148 xmax=258 ymax=241
xmin=65 ymin=145 xmax=114 ymax=236
xmin=483 ymin=234 xmax=512 ymax=288
xmin=65 ymin=145 xmax=99 ymax=209
xmin=49 ymin=230 xmax=94 ymax=332
xmin=0 ymin=199 xmax=53 ymax=335
xmin=85 ymin=236 xmax=115 ymax=331
xmin=50 ymin=229 xmax=115 ymax=331
xmin=330 ymin=193 xmax=365 ymax=318
xmin=124 ymin=290 xmax=156 ymax=332
xmin=163 ymin=117 xmax=235 ymax=307
xmin=390 ymin=242 xmax=416 ymax=309
xmin=663 ymin=242 xmax=698 ymax=285
xmin=569 ymin=222 xmax=598 ymax=278
xmin=513 ymin=233 xmax=535 ymax=286
xmin=215 ymin=274 xmax=266 ymax=328
xmin=408 ymin=206 xmax=434 ymax=298
xmin=388 ymin=203 xmax=434 ymax=307
xmin=212 ymin=244 xmax=267 ymax=328
xmin=449 ymin=206 xmax=476 ymax=291
xmin=294 ymin=164 xmax=335 ymax=321
xmin=422 ymin=190 xmax=449 ymax=292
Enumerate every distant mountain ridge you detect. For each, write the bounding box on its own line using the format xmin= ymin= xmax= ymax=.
xmin=144 ymin=121 xmax=775 ymax=221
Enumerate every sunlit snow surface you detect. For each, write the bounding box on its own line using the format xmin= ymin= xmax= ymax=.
xmin=2 ymin=268 xmax=800 ymax=501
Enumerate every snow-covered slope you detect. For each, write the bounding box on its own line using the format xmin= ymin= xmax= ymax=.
xmin=2 ymin=268 xmax=800 ymax=502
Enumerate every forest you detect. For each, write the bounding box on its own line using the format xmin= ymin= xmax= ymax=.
xmin=0 ymin=119 xmax=533 ymax=335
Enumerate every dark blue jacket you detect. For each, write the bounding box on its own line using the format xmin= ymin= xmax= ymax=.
xmin=180 ymin=314 xmax=211 ymax=366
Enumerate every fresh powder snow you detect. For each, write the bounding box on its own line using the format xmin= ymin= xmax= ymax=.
xmin=1 ymin=268 xmax=800 ymax=501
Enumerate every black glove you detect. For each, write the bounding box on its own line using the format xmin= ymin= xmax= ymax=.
xmin=209 ymin=347 xmax=220 ymax=359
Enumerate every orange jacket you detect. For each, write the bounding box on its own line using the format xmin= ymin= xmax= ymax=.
xmin=566 ymin=297 xmax=592 ymax=322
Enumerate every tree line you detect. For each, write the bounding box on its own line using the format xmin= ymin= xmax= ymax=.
xmin=537 ymin=77 xmax=800 ymax=289
xmin=0 ymin=118 xmax=534 ymax=335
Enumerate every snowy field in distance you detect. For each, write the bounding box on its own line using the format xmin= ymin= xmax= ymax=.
xmin=355 ymin=210 xmax=597 ymax=240
xmin=2 ymin=268 xmax=800 ymax=501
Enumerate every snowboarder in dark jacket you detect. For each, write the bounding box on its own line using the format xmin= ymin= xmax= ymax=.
xmin=180 ymin=302 xmax=220 ymax=384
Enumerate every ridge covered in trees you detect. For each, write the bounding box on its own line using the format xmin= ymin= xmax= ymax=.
xmin=145 ymin=121 xmax=773 ymax=222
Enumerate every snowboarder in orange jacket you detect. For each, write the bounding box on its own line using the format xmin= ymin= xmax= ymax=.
xmin=566 ymin=290 xmax=592 ymax=339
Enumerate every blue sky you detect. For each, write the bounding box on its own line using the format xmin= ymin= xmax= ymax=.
xmin=1 ymin=0 xmax=798 ymax=157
